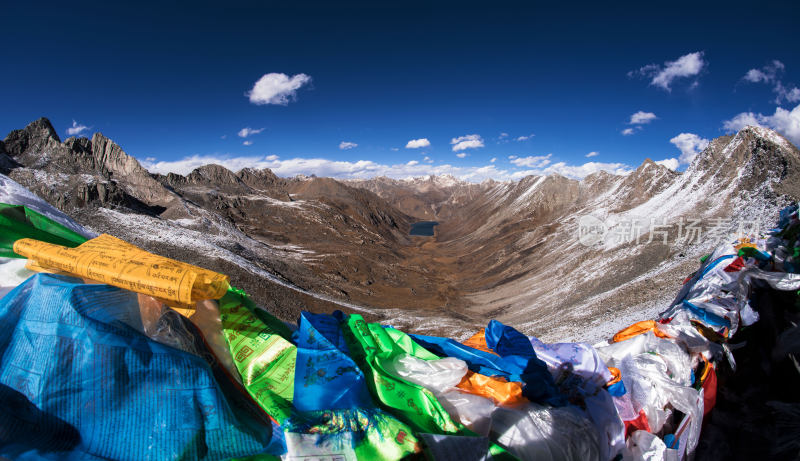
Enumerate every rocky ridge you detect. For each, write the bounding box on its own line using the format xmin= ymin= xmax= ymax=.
xmin=3 ymin=117 xmax=799 ymax=341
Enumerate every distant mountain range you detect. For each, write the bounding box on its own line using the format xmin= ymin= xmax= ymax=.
xmin=3 ymin=118 xmax=799 ymax=341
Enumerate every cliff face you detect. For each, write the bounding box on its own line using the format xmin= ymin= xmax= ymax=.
xmin=3 ymin=117 xmax=800 ymax=341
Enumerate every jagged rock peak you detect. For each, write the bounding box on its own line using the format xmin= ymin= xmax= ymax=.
xmin=632 ymin=158 xmax=673 ymax=175
xmin=91 ymin=132 xmax=147 ymax=178
xmin=739 ymin=125 xmax=798 ymax=152
xmin=3 ymin=117 xmax=61 ymax=156
xmin=187 ymin=164 xmax=242 ymax=184
xmin=690 ymin=125 xmax=800 ymax=174
xmin=238 ymin=167 xmax=280 ymax=185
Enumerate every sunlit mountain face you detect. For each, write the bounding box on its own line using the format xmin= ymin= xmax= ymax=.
xmin=4 ymin=119 xmax=799 ymax=342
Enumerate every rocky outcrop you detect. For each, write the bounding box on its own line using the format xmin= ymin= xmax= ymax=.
xmin=605 ymin=158 xmax=678 ymax=212
xmin=90 ymin=133 xmax=175 ymax=206
xmin=3 ymin=117 xmax=61 ymax=158
xmin=237 ymin=167 xmax=285 ymax=191
xmin=0 ymin=140 xmax=19 ymax=175
xmin=2 ymin=118 xmax=177 ymax=213
xmin=160 ymin=165 xmax=292 ymax=201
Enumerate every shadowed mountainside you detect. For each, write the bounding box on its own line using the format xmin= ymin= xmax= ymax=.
xmin=3 ymin=118 xmax=800 ymax=341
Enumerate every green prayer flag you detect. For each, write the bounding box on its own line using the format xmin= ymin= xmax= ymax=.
xmin=0 ymin=203 xmax=87 ymax=258
xmin=220 ymin=287 xmax=296 ymax=424
xmin=344 ymin=314 xmax=461 ymax=434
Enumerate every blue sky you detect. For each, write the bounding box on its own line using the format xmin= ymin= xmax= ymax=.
xmin=2 ymin=1 xmax=799 ymax=181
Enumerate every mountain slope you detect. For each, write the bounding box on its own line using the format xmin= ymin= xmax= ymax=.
xmin=3 ymin=117 xmax=799 ymax=341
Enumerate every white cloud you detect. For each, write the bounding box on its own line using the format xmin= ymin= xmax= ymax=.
xmin=510 ymin=154 xmax=552 ymax=168
xmin=510 ymin=161 xmax=632 ymax=180
xmin=743 ymin=68 xmax=770 ymax=83
xmin=243 ymin=140 xmax=253 ymax=146
xmin=339 ymin=141 xmax=357 ymax=150
xmin=515 ymin=134 xmax=534 ymax=141
xmin=655 ymin=158 xmax=680 ymax=170
xmin=774 ymin=82 xmax=800 ymax=104
xmin=238 ymin=127 xmax=264 ymax=138
xmin=456 ymin=153 xmax=468 ymax=158
xmin=742 ymin=60 xmax=783 ymax=83
xmin=451 ymin=134 xmax=484 ymax=151
xmin=142 ymin=154 xmax=279 ymax=175
xmin=405 ymin=138 xmax=431 ymax=149
xmin=621 ymin=128 xmax=636 ymax=136
xmin=142 ymin=154 xmax=511 ymax=182
xmin=629 ymin=111 xmax=657 ymax=124
xmin=499 ymin=133 xmax=509 ymax=139
xmin=66 ymin=120 xmax=89 ymax=136
xmin=585 ymin=151 xmax=599 ymax=158
xmin=740 ymin=60 xmax=799 ymax=104
xmin=508 ymin=155 xmax=517 ymax=159
xmin=247 ymin=72 xmax=311 ymax=105
xmin=722 ymin=112 xmax=762 ymax=131
xmin=490 ymin=157 xmax=497 ymax=163
xmin=141 ymin=153 xmax=632 ymax=182
xmin=631 ymin=52 xmax=705 ymax=91
xmin=670 ymin=132 xmax=710 ymax=164
xmin=423 ymin=156 xmax=432 ymax=163
xmin=722 ymin=102 xmax=800 ymax=146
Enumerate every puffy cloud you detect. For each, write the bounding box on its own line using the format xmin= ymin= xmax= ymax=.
xmin=490 ymin=157 xmax=497 ymax=163
xmin=247 ymin=73 xmax=311 ymax=105
xmin=722 ymin=112 xmax=762 ymax=131
xmin=629 ymin=111 xmax=657 ymax=124
xmin=142 ymin=154 xmax=510 ymax=182
xmin=339 ymin=141 xmax=358 ymax=150
xmin=515 ymin=134 xmax=534 ymax=141
xmin=456 ymin=153 xmax=468 ymax=158
xmin=585 ymin=151 xmax=599 ymax=158
xmin=630 ymin=52 xmax=705 ymax=91
xmin=742 ymin=60 xmax=784 ymax=83
xmin=774 ymin=82 xmax=800 ymax=104
xmin=243 ymin=140 xmax=253 ymax=146
xmin=66 ymin=120 xmax=89 ymax=136
xmin=141 ymin=153 xmax=632 ymax=182
xmin=142 ymin=154 xmax=277 ymax=174
xmin=405 ymin=138 xmax=431 ymax=149
xmin=740 ymin=60 xmax=800 ymax=104
xmin=510 ymin=161 xmax=632 ymax=180
xmin=423 ymin=156 xmax=433 ymax=163
xmin=722 ymin=103 xmax=800 ymax=146
xmin=743 ymin=68 xmax=770 ymax=83
xmin=499 ymin=133 xmax=509 ymax=139
xmin=670 ymin=132 xmax=710 ymax=165
xmin=238 ymin=127 xmax=264 ymax=138
xmin=510 ymin=154 xmax=552 ymax=168
xmin=451 ymin=134 xmax=484 ymax=151
xmin=508 ymin=155 xmax=517 ymax=159
xmin=655 ymin=158 xmax=679 ymax=170
xmin=622 ymin=111 xmax=656 ymax=136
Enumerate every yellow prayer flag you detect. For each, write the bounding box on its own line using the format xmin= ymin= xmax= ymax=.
xmin=13 ymin=234 xmax=229 ymax=306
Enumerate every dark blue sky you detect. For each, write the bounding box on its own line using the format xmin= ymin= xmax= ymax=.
xmin=2 ymin=1 xmax=799 ymax=180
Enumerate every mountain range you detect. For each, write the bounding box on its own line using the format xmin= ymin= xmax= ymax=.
xmin=2 ymin=118 xmax=799 ymax=342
